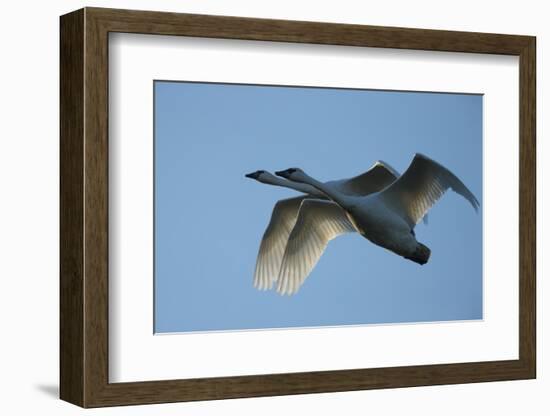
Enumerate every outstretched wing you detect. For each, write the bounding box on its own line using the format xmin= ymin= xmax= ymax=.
xmin=253 ymin=197 xmax=307 ymax=290
xmin=277 ymin=200 xmax=356 ymax=295
xmin=379 ymin=153 xmax=480 ymax=227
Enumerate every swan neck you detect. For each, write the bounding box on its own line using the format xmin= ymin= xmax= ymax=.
xmin=268 ymin=175 xmax=320 ymax=195
xmin=300 ymin=174 xmax=345 ymax=205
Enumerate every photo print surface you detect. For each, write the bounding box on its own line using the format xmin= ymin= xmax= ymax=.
xmin=154 ymin=81 xmax=483 ymax=334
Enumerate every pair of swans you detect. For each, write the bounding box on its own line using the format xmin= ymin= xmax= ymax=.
xmin=246 ymin=161 xmax=405 ymax=292
xmin=246 ymin=154 xmax=479 ymax=295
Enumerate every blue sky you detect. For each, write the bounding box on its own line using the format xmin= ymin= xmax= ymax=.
xmin=154 ymin=81 xmax=483 ymax=333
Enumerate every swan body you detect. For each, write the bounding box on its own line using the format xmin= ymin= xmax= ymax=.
xmin=246 ymin=161 xmax=402 ymax=291
xmin=341 ymin=193 xmax=424 ymax=261
xmin=275 ymin=153 xmax=479 ymax=294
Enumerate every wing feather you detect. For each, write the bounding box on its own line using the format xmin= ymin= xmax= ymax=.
xmin=253 ymin=197 xmax=306 ymax=290
xmin=380 ymin=153 xmax=479 ymax=227
xmin=277 ymin=200 xmax=356 ymax=295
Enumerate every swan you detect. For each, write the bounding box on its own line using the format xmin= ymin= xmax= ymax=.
xmin=245 ymin=161 xmax=402 ymax=198
xmin=275 ymin=153 xmax=479 ymax=295
xmin=246 ymin=161 xmax=404 ymax=291
xmin=245 ymin=170 xmax=325 ymax=197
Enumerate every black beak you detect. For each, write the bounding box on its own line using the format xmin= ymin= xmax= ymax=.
xmin=274 ymin=170 xmax=285 ymax=177
xmin=245 ymin=171 xmax=263 ymax=180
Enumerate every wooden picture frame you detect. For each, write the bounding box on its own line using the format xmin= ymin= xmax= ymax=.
xmin=60 ymin=7 xmax=536 ymax=408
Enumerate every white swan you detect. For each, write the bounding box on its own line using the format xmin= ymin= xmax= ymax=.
xmin=246 ymin=161 xmax=403 ymax=291
xmin=246 ymin=171 xmax=325 ymax=198
xmin=275 ymin=153 xmax=479 ymax=295
xmin=245 ymin=161 xmax=401 ymax=198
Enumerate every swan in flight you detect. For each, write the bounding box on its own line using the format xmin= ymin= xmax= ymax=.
xmin=245 ymin=161 xmax=402 ymax=198
xmin=246 ymin=170 xmax=325 ymax=197
xmin=275 ymin=153 xmax=479 ymax=295
xmin=245 ymin=161 xmax=403 ymax=291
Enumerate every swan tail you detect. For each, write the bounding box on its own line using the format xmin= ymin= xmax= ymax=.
xmin=404 ymin=243 xmax=431 ymax=265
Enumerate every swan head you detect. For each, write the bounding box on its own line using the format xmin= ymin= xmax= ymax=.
xmin=245 ymin=170 xmax=266 ymax=180
xmin=275 ymin=168 xmax=307 ymax=183
xmin=245 ymin=170 xmax=280 ymax=184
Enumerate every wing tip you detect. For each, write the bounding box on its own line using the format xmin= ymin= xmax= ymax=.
xmin=415 ymin=152 xmax=481 ymax=214
xmin=253 ymin=272 xmax=276 ymax=291
xmin=374 ymin=160 xmax=400 ymax=178
xmin=471 ymin=195 xmax=481 ymax=212
xmin=415 ymin=152 xmax=431 ymax=161
xmin=276 ymin=267 xmax=299 ymax=296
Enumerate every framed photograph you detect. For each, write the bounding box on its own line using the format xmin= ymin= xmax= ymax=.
xmin=60 ymin=7 xmax=536 ymax=408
